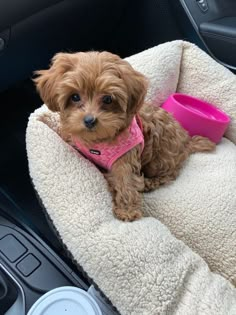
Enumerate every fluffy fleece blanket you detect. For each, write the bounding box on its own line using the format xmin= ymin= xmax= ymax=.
xmin=26 ymin=41 xmax=236 ymax=314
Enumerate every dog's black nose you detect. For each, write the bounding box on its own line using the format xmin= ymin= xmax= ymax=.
xmin=84 ymin=115 xmax=97 ymax=129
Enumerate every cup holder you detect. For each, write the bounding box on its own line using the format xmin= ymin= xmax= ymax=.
xmin=0 ymin=268 xmax=18 ymax=313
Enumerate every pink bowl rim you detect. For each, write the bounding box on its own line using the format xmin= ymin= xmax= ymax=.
xmin=168 ymin=93 xmax=231 ymax=124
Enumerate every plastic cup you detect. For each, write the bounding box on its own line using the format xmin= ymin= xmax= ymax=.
xmin=27 ymin=286 xmax=102 ymax=315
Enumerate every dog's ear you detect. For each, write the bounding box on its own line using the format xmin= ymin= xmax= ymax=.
xmin=34 ymin=53 xmax=74 ymax=112
xmin=119 ymin=61 xmax=148 ymax=116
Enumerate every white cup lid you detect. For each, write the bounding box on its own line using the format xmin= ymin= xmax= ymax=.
xmin=27 ymin=286 xmax=102 ymax=315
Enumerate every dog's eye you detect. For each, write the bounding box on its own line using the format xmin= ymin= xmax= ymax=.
xmin=102 ymin=95 xmax=112 ymax=104
xmin=71 ymin=93 xmax=81 ymax=102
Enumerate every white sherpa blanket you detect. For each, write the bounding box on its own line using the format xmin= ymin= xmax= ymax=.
xmin=26 ymin=41 xmax=236 ymax=314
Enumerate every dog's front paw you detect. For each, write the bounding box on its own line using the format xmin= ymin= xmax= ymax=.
xmin=114 ymin=208 xmax=143 ymax=222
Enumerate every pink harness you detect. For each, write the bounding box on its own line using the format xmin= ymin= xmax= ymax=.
xmin=74 ymin=116 xmax=144 ymax=171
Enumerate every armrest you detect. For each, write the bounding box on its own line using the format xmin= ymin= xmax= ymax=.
xmin=200 ymin=17 xmax=236 ymax=39
xmin=199 ymin=17 xmax=236 ymax=66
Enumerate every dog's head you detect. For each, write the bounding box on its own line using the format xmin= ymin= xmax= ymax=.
xmin=34 ymin=51 xmax=148 ymax=144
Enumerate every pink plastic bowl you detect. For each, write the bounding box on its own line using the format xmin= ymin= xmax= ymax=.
xmin=161 ymin=93 xmax=230 ymax=144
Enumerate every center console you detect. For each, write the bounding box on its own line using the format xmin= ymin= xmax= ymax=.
xmin=0 ymin=210 xmax=88 ymax=314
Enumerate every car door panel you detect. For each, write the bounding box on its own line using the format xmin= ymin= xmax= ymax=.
xmin=180 ymin=0 xmax=236 ymax=69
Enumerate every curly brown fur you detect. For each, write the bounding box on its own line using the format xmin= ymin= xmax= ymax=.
xmin=104 ymin=146 xmax=144 ymax=221
xmin=34 ymin=51 xmax=215 ymax=221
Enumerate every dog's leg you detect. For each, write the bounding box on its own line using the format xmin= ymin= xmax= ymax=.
xmin=143 ymin=136 xmax=215 ymax=192
xmin=143 ymin=174 xmax=177 ymax=192
xmin=188 ymin=136 xmax=216 ymax=153
xmin=105 ymin=146 xmax=144 ymax=221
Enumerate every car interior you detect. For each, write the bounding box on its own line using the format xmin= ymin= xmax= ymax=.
xmin=0 ymin=0 xmax=236 ymax=313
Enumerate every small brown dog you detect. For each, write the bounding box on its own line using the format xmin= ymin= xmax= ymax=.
xmin=35 ymin=51 xmax=215 ymax=221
